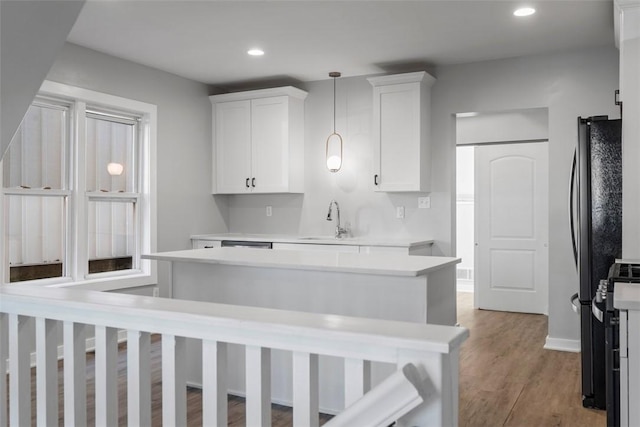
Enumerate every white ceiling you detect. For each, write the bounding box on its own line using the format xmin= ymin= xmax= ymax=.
xmin=67 ymin=1 xmax=616 ymax=87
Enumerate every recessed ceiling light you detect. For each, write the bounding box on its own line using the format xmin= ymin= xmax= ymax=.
xmin=247 ymin=49 xmax=264 ymax=56
xmin=514 ymin=7 xmax=536 ymax=17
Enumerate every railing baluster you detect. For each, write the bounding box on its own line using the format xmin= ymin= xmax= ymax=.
xmin=162 ymin=334 xmax=187 ymax=427
xmin=246 ymin=345 xmax=271 ymax=427
xmin=344 ymin=358 xmax=371 ymax=407
xmin=35 ymin=317 xmax=59 ymax=427
xmin=64 ymin=321 xmax=87 ymax=427
xmin=293 ymin=351 xmax=319 ymax=427
xmin=9 ymin=314 xmax=32 ymax=426
xmin=203 ymin=340 xmax=228 ymax=426
xmin=127 ymin=330 xmax=151 ymax=427
xmin=95 ymin=325 xmax=118 ymax=426
xmin=0 ymin=313 xmax=8 ymax=427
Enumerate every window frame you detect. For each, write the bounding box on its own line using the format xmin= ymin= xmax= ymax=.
xmin=1 ymin=80 xmax=157 ymax=291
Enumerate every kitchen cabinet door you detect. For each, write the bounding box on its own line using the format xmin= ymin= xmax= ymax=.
xmin=251 ymin=96 xmax=290 ymax=193
xmin=215 ymin=100 xmax=252 ymax=193
xmin=211 ymin=87 xmax=306 ymax=194
xmin=368 ymin=72 xmax=435 ymax=192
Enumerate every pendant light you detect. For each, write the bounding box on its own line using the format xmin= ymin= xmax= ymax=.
xmin=326 ymin=72 xmax=343 ymax=172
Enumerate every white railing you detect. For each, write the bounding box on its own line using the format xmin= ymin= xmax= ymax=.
xmin=0 ymin=284 xmax=469 ymax=427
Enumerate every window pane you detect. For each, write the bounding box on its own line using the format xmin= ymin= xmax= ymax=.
xmin=3 ymin=103 xmax=67 ymax=190
xmin=6 ymin=195 xmax=65 ymax=282
xmin=88 ymin=199 xmax=136 ymax=273
xmin=86 ymin=115 xmax=136 ymax=193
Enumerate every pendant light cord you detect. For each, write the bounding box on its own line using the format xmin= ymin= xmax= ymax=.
xmin=333 ymin=76 xmax=336 ymax=133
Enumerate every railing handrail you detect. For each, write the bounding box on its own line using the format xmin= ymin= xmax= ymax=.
xmin=0 ymin=284 xmax=468 ymax=362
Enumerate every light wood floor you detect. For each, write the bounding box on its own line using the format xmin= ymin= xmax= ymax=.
xmin=15 ymin=292 xmax=606 ymax=426
xmin=457 ymin=292 xmax=605 ymax=427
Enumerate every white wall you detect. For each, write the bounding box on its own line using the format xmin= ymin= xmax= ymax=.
xmin=431 ymin=46 xmax=620 ymax=344
xmin=45 ymin=43 xmax=228 ymax=291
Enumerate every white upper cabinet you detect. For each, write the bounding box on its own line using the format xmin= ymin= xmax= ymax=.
xmin=368 ymin=71 xmax=435 ymax=192
xmin=210 ymin=87 xmax=307 ymax=194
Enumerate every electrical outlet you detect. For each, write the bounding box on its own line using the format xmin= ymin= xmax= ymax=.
xmin=418 ymin=196 xmax=431 ymax=209
xmin=396 ymin=206 xmax=405 ymax=219
xmin=266 ymin=205 xmax=272 ymax=217
xmin=152 ymin=287 xmax=159 ymax=297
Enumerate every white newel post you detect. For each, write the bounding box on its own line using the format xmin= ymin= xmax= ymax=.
xmin=292 ymin=351 xmax=319 ymax=427
xmin=95 ymin=325 xmax=118 ymax=427
xmin=246 ymin=345 xmax=272 ymax=427
xmin=64 ymin=321 xmax=87 ymax=427
xmin=162 ymin=334 xmax=187 ymax=427
xmin=35 ymin=317 xmax=59 ymax=427
xmin=127 ymin=330 xmax=152 ymax=427
xmin=202 ymin=340 xmax=228 ymax=426
xmin=9 ymin=314 xmax=32 ymax=426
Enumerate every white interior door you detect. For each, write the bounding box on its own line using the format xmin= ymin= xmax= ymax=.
xmin=475 ymin=142 xmax=548 ymax=314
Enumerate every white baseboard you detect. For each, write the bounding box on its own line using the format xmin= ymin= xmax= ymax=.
xmin=544 ymin=335 xmax=580 ymax=353
xmin=25 ymin=329 xmax=129 ymax=369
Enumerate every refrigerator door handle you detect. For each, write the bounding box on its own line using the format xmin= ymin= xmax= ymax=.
xmin=569 ymin=149 xmax=578 ymax=270
xmin=571 ymin=292 xmax=580 ymax=314
xmin=592 ymin=298 xmax=604 ymax=323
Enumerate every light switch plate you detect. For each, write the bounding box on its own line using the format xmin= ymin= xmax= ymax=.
xmin=418 ymin=196 xmax=431 ymax=209
xmin=266 ymin=206 xmax=272 ymax=217
xmin=396 ymin=206 xmax=405 ymax=219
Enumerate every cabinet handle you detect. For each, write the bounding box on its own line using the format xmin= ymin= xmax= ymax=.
xmin=374 ymin=174 xmax=379 ymax=186
xmin=251 ymin=177 xmax=256 ymax=188
xmin=245 ymin=178 xmax=250 ymax=188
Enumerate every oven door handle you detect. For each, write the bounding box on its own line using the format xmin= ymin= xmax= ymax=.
xmin=570 ymin=292 xmax=580 ymax=314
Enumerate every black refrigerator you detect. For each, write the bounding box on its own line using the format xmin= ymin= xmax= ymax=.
xmin=570 ymin=116 xmax=622 ymax=409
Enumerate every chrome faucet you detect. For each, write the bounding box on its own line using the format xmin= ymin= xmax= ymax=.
xmin=327 ymin=199 xmax=349 ymax=239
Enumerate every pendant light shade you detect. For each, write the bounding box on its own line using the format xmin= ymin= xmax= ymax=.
xmin=326 ymin=72 xmax=343 ymax=172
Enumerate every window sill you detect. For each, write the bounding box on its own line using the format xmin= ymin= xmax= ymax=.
xmin=5 ymin=271 xmax=156 ymax=292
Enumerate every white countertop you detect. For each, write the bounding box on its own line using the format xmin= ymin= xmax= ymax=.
xmin=143 ymin=247 xmax=459 ymax=277
xmin=190 ymin=233 xmax=433 ymax=248
xmin=614 ymin=282 xmax=640 ymax=311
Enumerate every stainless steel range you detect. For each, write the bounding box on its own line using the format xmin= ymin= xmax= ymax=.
xmin=599 ymin=261 xmax=640 ymax=427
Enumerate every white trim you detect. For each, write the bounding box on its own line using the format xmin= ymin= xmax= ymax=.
xmin=209 ymin=86 xmax=308 ymax=103
xmin=543 ymin=335 xmax=581 ymax=353
xmin=1 ymin=80 xmax=157 ymax=290
xmin=367 ymin=71 xmax=436 ymax=87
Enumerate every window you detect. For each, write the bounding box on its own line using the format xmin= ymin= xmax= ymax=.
xmin=1 ymin=81 xmax=157 ymax=290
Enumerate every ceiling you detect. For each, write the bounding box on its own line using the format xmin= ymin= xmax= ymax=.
xmin=67 ymin=1 xmax=616 ymax=88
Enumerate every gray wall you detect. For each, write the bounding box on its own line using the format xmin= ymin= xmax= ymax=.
xmin=0 ymin=1 xmax=85 ymax=160
xmin=226 ymin=46 xmax=619 ymax=344
xmin=47 ymin=43 xmax=619 ymax=344
xmin=46 ymin=43 xmax=229 ymax=292
xmin=431 ymin=46 xmax=619 ymax=343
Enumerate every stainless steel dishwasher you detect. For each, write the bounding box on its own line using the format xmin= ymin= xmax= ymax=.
xmin=220 ymin=240 xmax=272 ymax=249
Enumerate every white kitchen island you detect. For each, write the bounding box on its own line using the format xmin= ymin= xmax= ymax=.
xmin=143 ymin=247 xmax=460 ymax=413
